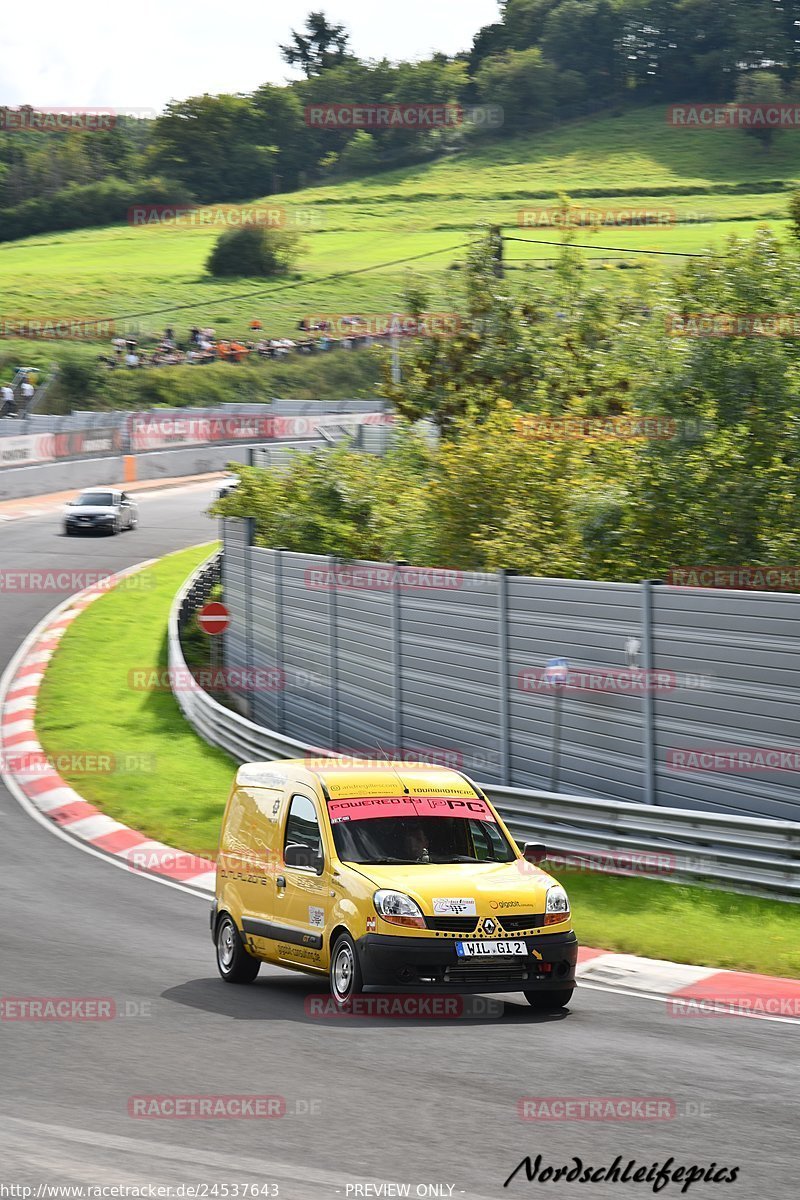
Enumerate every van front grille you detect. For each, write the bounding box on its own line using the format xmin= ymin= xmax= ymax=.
xmin=424 ymin=916 xmax=479 ymax=933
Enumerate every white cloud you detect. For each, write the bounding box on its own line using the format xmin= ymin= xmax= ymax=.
xmin=0 ymin=0 xmax=500 ymax=111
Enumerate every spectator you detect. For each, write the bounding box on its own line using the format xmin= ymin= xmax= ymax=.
xmin=20 ymin=377 xmax=35 ymax=407
xmin=125 ymin=349 xmax=140 ymax=368
xmin=0 ymin=383 xmax=16 ymax=417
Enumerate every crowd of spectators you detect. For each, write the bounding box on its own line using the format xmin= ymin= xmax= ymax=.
xmin=98 ymin=317 xmax=402 ymax=371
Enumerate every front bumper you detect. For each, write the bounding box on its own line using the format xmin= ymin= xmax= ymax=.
xmin=65 ymin=517 xmax=116 ymax=532
xmin=356 ymin=930 xmax=578 ymax=994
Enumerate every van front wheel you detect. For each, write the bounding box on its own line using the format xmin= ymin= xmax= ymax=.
xmin=524 ymin=987 xmax=573 ymax=1012
xmin=330 ymin=933 xmax=364 ymax=1008
xmin=216 ymin=915 xmax=260 ymax=984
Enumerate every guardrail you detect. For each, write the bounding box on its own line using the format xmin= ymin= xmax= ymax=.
xmin=169 ymin=553 xmax=800 ymax=902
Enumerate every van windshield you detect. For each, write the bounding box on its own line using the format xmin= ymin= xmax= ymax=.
xmin=331 ymin=815 xmax=516 ymax=865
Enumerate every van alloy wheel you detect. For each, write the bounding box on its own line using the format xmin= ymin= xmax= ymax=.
xmin=330 ymin=933 xmax=364 ymax=1007
xmin=215 ymin=914 xmax=260 ymax=984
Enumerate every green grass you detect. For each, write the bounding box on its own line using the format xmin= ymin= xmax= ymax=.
xmin=558 ymin=870 xmax=800 ymax=980
xmin=35 ymin=545 xmax=235 ymax=858
xmin=34 ymin=549 xmax=800 ymax=976
xmin=1 ymin=106 xmax=798 ymax=346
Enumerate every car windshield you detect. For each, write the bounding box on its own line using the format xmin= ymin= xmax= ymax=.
xmin=331 ymin=814 xmax=516 ymax=865
xmin=75 ymin=493 xmax=114 ymax=506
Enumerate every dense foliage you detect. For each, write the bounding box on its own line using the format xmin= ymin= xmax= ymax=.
xmin=216 ymin=228 xmax=800 ymax=582
xmin=3 ymin=3 xmax=800 ymax=239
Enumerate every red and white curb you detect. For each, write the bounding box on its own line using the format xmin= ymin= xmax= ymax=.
xmin=0 ymin=563 xmax=216 ymax=896
xmin=1 ymin=566 xmax=798 ymax=1021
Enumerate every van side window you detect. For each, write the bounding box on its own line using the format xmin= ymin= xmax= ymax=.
xmin=284 ymin=794 xmax=324 ymax=874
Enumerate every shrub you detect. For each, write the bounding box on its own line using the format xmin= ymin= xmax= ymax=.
xmin=206 ymin=225 xmax=300 ymax=278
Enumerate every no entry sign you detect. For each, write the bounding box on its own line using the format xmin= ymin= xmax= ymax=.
xmin=197 ymin=601 xmax=230 ymax=636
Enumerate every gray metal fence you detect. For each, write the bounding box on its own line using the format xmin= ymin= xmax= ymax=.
xmin=172 ymin=552 xmax=800 ymax=900
xmin=221 ymin=519 xmax=800 ymax=822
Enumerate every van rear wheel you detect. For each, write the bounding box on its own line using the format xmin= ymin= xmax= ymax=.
xmin=216 ymin=915 xmax=260 ymax=984
xmin=330 ymin=933 xmax=364 ymax=1009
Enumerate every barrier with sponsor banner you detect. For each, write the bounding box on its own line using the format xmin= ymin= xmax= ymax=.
xmin=0 ymin=428 xmax=122 ymax=469
xmin=128 ymin=409 xmax=395 ymax=452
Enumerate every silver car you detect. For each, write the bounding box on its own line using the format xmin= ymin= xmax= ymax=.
xmin=64 ymin=488 xmax=138 ymax=536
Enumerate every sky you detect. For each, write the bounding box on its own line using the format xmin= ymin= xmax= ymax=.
xmin=0 ymin=0 xmax=501 ymax=113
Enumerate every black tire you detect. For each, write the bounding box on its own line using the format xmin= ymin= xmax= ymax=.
xmin=330 ymin=932 xmax=364 ymax=1009
xmin=64 ymin=526 xmax=72 ymax=537
xmin=215 ymin=914 xmax=260 ymax=984
xmin=524 ymin=987 xmax=574 ymax=1012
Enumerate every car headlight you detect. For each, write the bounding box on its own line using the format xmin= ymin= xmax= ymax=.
xmin=544 ymin=884 xmax=570 ymax=926
xmin=373 ymin=890 xmax=426 ymax=929
xmin=99 ymin=514 xmax=115 ymax=521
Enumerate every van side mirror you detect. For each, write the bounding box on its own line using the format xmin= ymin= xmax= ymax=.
xmin=523 ymin=842 xmax=547 ymax=865
xmin=285 ymin=843 xmax=323 ymax=873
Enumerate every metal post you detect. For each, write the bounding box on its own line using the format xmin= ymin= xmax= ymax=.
xmin=390 ymin=314 xmax=401 ymax=385
xmin=549 ymin=687 xmax=563 ymax=793
xmin=391 ymin=562 xmax=404 ymax=751
xmin=497 ymin=570 xmax=512 ymax=785
xmin=641 ymin=579 xmax=662 ymax=806
xmin=329 ymin=556 xmax=339 ymax=750
xmin=243 ymin=518 xmax=256 ymax=721
xmin=274 ymin=548 xmax=286 ymax=734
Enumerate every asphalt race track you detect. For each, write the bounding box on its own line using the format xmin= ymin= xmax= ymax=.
xmin=0 ymin=482 xmax=795 ymax=1198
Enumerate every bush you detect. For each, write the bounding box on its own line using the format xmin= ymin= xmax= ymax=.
xmin=790 ymin=191 xmax=800 ymax=241
xmin=205 ymin=225 xmax=300 ymax=278
xmin=0 ymin=177 xmax=193 ymax=243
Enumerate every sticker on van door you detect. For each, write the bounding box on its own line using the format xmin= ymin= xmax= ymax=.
xmin=308 ymin=906 xmax=325 ymax=927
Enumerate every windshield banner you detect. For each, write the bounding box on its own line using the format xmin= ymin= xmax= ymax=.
xmin=327 ymin=795 xmax=495 ymax=823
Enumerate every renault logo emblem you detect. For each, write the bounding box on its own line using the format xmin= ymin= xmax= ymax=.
xmin=482 ymin=918 xmax=497 ymax=935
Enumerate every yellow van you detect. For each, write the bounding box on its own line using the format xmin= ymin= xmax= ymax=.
xmin=212 ymin=760 xmax=578 ymax=1010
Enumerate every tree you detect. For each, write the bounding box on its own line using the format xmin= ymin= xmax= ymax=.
xmin=735 ymin=70 xmax=788 ymax=149
xmin=338 ymin=131 xmax=380 ymax=176
xmin=473 ymin=47 xmax=561 ymax=132
xmin=206 ymin=225 xmax=299 ymax=278
xmin=280 ymin=11 xmax=351 ymax=77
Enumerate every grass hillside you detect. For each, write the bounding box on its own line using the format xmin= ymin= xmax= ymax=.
xmin=1 ymin=107 xmax=797 ymax=345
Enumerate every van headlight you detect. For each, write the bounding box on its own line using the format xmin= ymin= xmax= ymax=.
xmin=544 ymin=884 xmax=570 ymax=926
xmin=374 ymin=890 xmax=426 ymax=929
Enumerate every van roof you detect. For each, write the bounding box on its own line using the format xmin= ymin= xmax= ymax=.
xmin=235 ymin=759 xmax=479 ymax=799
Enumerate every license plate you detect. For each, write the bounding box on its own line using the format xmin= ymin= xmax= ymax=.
xmin=456 ymin=940 xmax=528 ymax=957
